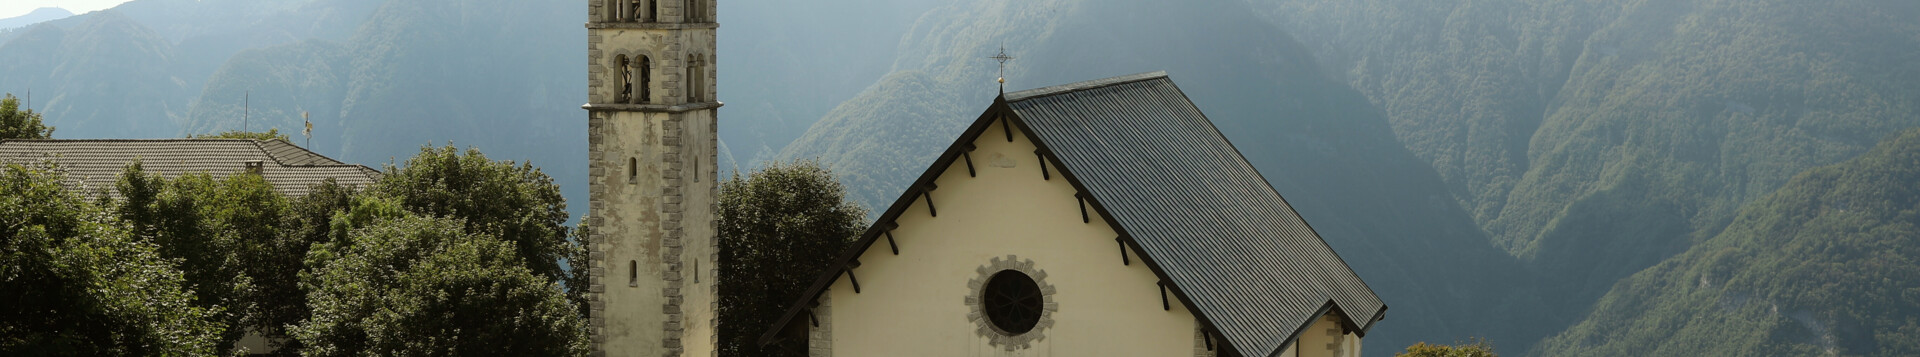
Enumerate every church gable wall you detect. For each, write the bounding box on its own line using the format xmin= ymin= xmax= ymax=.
xmin=815 ymin=116 xmax=1205 ymax=356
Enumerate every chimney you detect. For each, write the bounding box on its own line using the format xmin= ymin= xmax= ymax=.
xmin=244 ymin=160 xmax=265 ymax=175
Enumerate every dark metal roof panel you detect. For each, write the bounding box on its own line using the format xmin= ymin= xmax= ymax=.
xmin=1006 ymin=73 xmax=1384 ymax=356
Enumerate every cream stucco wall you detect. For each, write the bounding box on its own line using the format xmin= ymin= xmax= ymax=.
xmin=812 ymin=117 xmax=1205 ymax=356
xmin=1293 ymin=314 xmax=1362 ymax=357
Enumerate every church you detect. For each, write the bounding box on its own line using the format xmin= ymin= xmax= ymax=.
xmin=578 ymin=1 xmax=1383 ymax=357
xmin=749 ymin=72 xmax=1385 ymax=357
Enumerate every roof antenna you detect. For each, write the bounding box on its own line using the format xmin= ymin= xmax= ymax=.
xmin=303 ymin=111 xmax=312 ymax=148
xmin=243 ymin=90 xmax=250 ymax=132
xmin=991 ymin=46 xmax=1014 ymax=93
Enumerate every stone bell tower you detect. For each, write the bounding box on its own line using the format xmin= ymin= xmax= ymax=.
xmin=583 ymin=0 xmax=718 ymax=355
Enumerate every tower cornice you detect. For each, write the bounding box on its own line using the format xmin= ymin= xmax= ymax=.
xmin=585 ymin=22 xmax=718 ymax=30
xmin=582 ymin=101 xmax=724 ymax=113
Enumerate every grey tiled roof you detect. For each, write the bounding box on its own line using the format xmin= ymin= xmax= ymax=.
xmin=1007 ymin=72 xmax=1383 ymax=356
xmin=763 ymin=72 xmax=1384 ymax=356
xmin=0 ymin=139 xmax=380 ymax=199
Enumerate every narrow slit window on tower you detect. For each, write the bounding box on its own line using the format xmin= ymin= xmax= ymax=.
xmin=692 ymin=156 xmax=700 ymax=182
xmin=629 ymin=157 xmax=638 ymax=182
xmin=629 ymin=260 xmax=639 ymax=286
xmin=614 ymin=55 xmax=631 ymax=103
xmin=637 ymin=56 xmax=652 ymax=104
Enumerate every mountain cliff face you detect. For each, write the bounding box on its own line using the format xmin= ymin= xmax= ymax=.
xmin=0 ymin=8 xmax=73 ymax=30
xmin=1534 ymin=128 xmax=1920 ymax=356
xmin=0 ymin=11 xmax=184 ymax=138
xmin=0 ymin=0 xmax=383 ymax=138
xmin=1253 ymin=0 xmax=1920 ymax=307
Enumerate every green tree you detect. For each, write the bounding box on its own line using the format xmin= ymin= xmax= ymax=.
xmin=717 ymin=160 xmax=867 ymax=355
xmin=0 ymin=93 xmax=53 ymax=139
xmin=295 ymin=210 xmax=587 ymax=356
xmin=0 ymin=163 xmax=222 ymax=355
xmin=369 ymin=144 xmax=573 ymax=286
xmin=1397 ymin=340 xmax=1497 ymax=357
xmin=250 ymin=179 xmax=356 ymax=352
xmin=114 ymin=163 xmax=290 ymax=349
xmin=190 ymin=128 xmax=291 ymax=142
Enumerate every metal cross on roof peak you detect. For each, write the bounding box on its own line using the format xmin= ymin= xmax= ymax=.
xmin=991 ymin=47 xmax=1014 ymax=92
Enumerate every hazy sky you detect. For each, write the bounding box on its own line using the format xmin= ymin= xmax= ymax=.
xmin=1 ymin=0 xmax=133 ymax=20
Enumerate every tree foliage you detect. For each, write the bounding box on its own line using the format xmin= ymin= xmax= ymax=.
xmin=1397 ymin=340 xmax=1498 ymax=357
xmin=190 ymin=128 xmax=292 ymax=142
xmin=115 ymin=162 xmax=288 ymax=348
xmin=370 ymin=144 xmax=573 ymax=286
xmin=0 ymin=93 xmax=53 ymax=139
xmin=717 ymin=160 xmax=867 ymax=355
xmin=0 ymin=163 xmax=223 ymax=355
xmin=253 ymin=179 xmax=356 ymax=346
xmin=295 ymin=212 xmax=586 ymax=356
xmin=286 ymin=145 xmax=589 ymax=356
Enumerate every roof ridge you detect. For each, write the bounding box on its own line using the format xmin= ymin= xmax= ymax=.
xmin=0 ymin=138 xmax=263 ymax=143
xmin=251 ymin=139 xmax=350 ymax=166
xmin=1003 ymin=71 xmax=1169 ymax=102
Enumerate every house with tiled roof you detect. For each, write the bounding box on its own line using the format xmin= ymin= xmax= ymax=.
xmin=0 ymin=138 xmax=380 ymax=198
xmin=756 ymin=72 xmax=1385 ymax=357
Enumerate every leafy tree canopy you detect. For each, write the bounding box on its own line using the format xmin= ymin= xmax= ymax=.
xmin=717 ymin=160 xmax=867 ymax=355
xmin=0 ymin=163 xmax=223 ymax=355
xmin=114 ymin=162 xmax=288 ymax=348
xmin=370 ymin=144 xmax=572 ymax=285
xmin=1397 ymin=340 xmax=1498 ymax=357
xmin=0 ymin=93 xmax=53 ymax=139
xmin=295 ymin=212 xmax=586 ymax=356
xmin=189 ymin=128 xmax=291 ymax=142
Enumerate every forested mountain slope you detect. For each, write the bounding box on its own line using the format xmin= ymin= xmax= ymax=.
xmin=777 ymin=0 xmax=1548 ymax=352
xmin=1534 ymin=128 xmax=1920 ymax=356
xmin=1250 ymin=0 xmax=1920 ymax=333
xmin=0 ymin=8 xmax=72 ymax=31
xmin=0 ymin=11 xmax=183 ymax=138
xmin=0 ymin=0 xmax=383 ymax=138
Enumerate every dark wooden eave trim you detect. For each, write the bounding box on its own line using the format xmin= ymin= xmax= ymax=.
xmin=581 ymin=101 xmax=724 ymax=113
xmin=584 ymin=22 xmax=719 ymax=30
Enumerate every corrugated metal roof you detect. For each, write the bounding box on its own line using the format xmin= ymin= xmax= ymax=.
xmin=0 ymin=139 xmax=381 ymax=198
xmin=1007 ymin=72 xmax=1384 ymax=356
xmin=760 ymin=72 xmax=1384 ymax=356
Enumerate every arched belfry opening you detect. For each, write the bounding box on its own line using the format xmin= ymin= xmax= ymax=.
xmin=685 ymin=54 xmax=704 ymax=102
xmin=614 ymin=55 xmax=631 ymax=103
xmin=685 ymin=0 xmax=703 ymax=23
xmin=635 ymin=55 xmax=652 ymax=104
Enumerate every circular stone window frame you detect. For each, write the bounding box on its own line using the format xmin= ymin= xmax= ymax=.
xmin=965 ymin=254 xmax=1058 ymax=351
